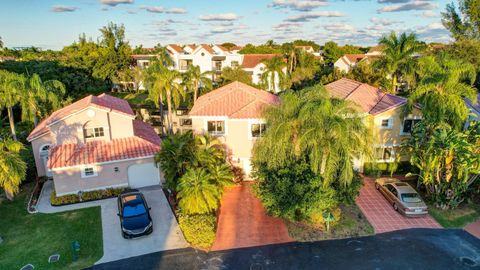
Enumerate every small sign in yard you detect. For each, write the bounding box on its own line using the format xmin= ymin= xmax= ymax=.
xmin=72 ymin=240 xmax=80 ymax=261
xmin=48 ymin=254 xmax=60 ymax=263
xmin=323 ymin=212 xmax=335 ymax=233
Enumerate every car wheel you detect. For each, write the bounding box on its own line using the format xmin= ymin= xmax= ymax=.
xmin=122 ymin=232 xmax=129 ymax=239
xmin=375 ymin=183 xmax=380 ymax=190
xmin=393 ymin=203 xmax=398 ymax=211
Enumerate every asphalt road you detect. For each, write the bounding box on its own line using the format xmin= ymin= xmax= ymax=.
xmin=87 ymin=229 xmax=480 ymax=270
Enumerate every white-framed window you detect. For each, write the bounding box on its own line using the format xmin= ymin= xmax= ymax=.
xmin=379 ymin=118 xmax=393 ymax=129
xmin=401 ymin=119 xmax=421 ymax=135
xmin=207 ymin=121 xmax=225 ymax=135
xmin=375 ymin=147 xmax=395 ymax=162
xmin=84 ymin=127 xmax=105 ymax=139
xmin=251 ymin=123 xmax=266 ymax=138
xmin=81 ymin=165 xmax=98 ymax=178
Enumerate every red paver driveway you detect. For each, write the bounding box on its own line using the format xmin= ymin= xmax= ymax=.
xmin=356 ymin=177 xmax=441 ymax=233
xmin=465 ymin=220 xmax=480 ymax=239
xmin=211 ymin=183 xmax=293 ymax=251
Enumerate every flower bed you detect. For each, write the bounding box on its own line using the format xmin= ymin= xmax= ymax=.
xmin=50 ymin=187 xmax=127 ymax=206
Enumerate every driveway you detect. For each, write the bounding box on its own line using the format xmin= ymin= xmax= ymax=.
xmin=37 ymin=181 xmax=188 ymax=264
xmin=89 ymin=229 xmax=480 ymax=270
xmin=356 ymin=177 xmax=441 ymax=233
xmin=211 ymin=183 xmax=292 ymax=251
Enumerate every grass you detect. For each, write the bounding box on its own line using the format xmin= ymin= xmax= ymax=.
xmin=286 ymin=204 xmax=374 ymax=241
xmin=0 ymin=183 xmax=103 ymax=269
xmin=428 ymin=200 xmax=480 ymax=228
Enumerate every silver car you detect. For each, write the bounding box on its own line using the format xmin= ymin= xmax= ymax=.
xmin=375 ymin=178 xmax=428 ymax=216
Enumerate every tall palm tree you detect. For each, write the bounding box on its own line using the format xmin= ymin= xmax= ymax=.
xmin=253 ymin=85 xmax=372 ymax=187
xmin=376 ymin=32 xmax=425 ymax=93
xmin=261 ymin=56 xmax=288 ymax=94
xmin=177 ymin=168 xmax=220 ymax=214
xmin=408 ymin=54 xmax=477 ymax=129
xmin=183 ymin=65 xmax=212 ymax=103
xmin=22 ymin=73 xmax=65 ymax=127
xmin=0 ymin=139 xmax=26 ymax=200
xmin=0 ymin=71 xmax=25 ymax=141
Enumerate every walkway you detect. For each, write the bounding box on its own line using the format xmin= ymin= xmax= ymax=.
xmin=37 ymin=181 xmax=188 ymax=264
xmin=465 ymin=220 xmax=480 ymax=239
xmin=356 ymin=177 xmax=441 ymax=233
xmin=211 ymin=183 xmax=293 ymax=251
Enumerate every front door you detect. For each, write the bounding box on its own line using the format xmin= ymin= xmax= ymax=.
xmin=40 ymin=145 xmax=53 ymax=178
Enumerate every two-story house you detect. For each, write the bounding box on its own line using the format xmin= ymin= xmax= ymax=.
xmin=188 ymin=81 xmax=280 ymax=177
xmin=325 ymin=78 xmax=422 ymax=169
xmin=27 ymin=94 xmax=163 ymax=196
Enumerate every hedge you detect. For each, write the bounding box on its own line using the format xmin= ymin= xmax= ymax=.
xmin=363 ymin=161 xmax=418 ymax=177
xmin=50 ymin=187 xmax=127 ymax=206
xmin=178 ymin=214 xmax=216 ymax=249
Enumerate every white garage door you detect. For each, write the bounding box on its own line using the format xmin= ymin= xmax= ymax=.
xmin=128 ymin=163 xmax=161 ymax=188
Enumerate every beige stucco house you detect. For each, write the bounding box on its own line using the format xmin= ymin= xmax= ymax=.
xmin=27 ymin=94 xmax=163 ymax=196
xmin=189 ymin=81 xmax=280 ymax=178
xmin=325 ymin=78 xmax=422 ymax=168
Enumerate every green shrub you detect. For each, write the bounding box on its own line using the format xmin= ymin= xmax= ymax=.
xmin=50 ymin=187 xmax=127 ymax=206
xmin=332 ymin=172 xmax=363 ymax=205
xmin=178 ymin=214 xmax=216 ymax=249
xmin=363 ymin=161 xmax=417 ymax=176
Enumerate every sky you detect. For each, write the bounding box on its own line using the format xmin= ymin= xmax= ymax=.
xmin=0 ymin=0 xmax=452 ymax=50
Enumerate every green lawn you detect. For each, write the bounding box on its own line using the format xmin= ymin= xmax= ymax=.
xmin=428 ymin=201 xmax=480 ymax=228
xmin=0 ymin=184 xmax=103 ymax=269
xmin=286 ymin=204 xmax=374 ymax=241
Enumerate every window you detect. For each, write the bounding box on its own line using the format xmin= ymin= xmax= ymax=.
xmin=81 ymin=166 xmax=97 ymax=178
xmin=380 ymin=118 xmax=393 ymax=129
xmin=375 ymin=147 xmax=394 ymax=161
xmin=180 ymin=118 xmax=192 ymax=126
xmin=402 ymin=119 xmax=421 ymax=134
xmin=207 ymin=121 xmax=225 ymax=135
xmin=251 ymin=123 xmax=266 ymax=138
xmin=84 ymin=127 xmax=105 ymax=139
xmin=214 ymin=61 xmax=222 ymax=71
xmin=231 ymin=61 xmax=239 ymax=68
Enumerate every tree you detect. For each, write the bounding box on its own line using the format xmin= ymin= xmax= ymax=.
xmin=260 ymin=56 xmax=288 ymax=93
xmin=219 ymin=67 xmax=252 ymax=86
xmin=408 ymin=54 xmax=477 ymax=129
xmin=0 ymin=36 xmax=3 ymax=49
xmin=177 ymin=168 xmax=220 ymax=215
xmin=0 ymin=70 xmax=24 ymax=140
xmin=348 ymin=60 xmax=389 ymax=89
xmin=220 ymin=42 xmax=237 ymax=50
xmin=442 ymin=0 xmax=480 ymax=40
xmin=183 ymin=65 xmax=212 ymax=103
xmin=253 ymin=85 xmax=372 ymax=188
xmin=375 ymin=32 xmax=426 ymax=93
xmin=289 ymin=50 xmax=321 ymax=89
xmin=323 ymin=41 xmax=343 ymax=65
xmin=0 ymin=139 xmax=27 ymax=200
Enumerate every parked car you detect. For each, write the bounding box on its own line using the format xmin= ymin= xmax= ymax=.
xmin=117 ymin=189 xmax=153 ymax=239
xmin=375 ymin=178 xmax=428 ymax=217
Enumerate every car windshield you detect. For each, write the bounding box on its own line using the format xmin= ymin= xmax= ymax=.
xmin=401 ymin=193 xmax=422 ymax=203
xmin=123 ymin=203 xmax=147 ymax=218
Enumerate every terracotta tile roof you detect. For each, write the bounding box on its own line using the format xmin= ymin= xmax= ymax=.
xmin=215 ymin=45 xmax=229 ymax=52
xmin=189 ymin=81 xmax=280 ymax=119
xmin=27 ymin=94 xmax=135 ymax=141
xmin=325 ymin=78 xmax=407 ymax=115
xmin=344 ymin=54 xmax=366 ymax=64
xmin=195 ymin=44 xmax=215 ymax=54
xmin=367 ymin=45 xmax=384 ymax=54
xmin=48 ymin=120 xmax=160 ymax=169
xmin=185 ymin=44 xmax=197 ymax=51
xmin=230 ymin=46 xmax=243 ymax=51
xmin=241 ymin=54 xmax=281 ymax=69
xmin=167 ymin=44 xmax=183 ymax=53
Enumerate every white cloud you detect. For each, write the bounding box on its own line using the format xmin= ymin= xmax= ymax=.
xmin=50 ymin=5 xmax=78 ymax=12
xmin=270 ymin=0 xmax=328 ymax=11
xmin=422 ymin=10 xmax=439 ymax=18
xmin=100 ymin=0 xmax=133 ymax=6
xmin=141 ymin=6 xmax=187 ymax=14
xmin=369 ymin=17 xmax=401 ymax=26
xmin=285 ymin=11 xmax=345 ymax=22
xmin=199 ymin=13 xmax=240 ymax=21
xmin=378 ymin=1 xmax=438 ymax=13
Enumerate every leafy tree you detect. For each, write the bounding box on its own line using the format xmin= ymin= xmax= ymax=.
xmin=208 ymin=163 xmax=234 ymax=190
xmin=219 ymin=67 xmax=252 ymax=86
xmin=443 ymin=39 xmax=480 ymax=88
xmin=239 ymin=43 xmax=282 ymax=54
xmin=177 ymin=168 xmax=220 ymax=215
xmin=260 ymin=56 xmax=288 ymax=93
xmin=289 ymin=50 xmax=321 ymax=89
xmin=0 ymin=70 xmax=24 ymax=140
xmin=375 ymin=32 xmax=426 ymax=93
xmin=348 ymin=60 xmax=389 ymax=89
xmin=0 ymin=36 xmax=3 ymax=49
xmin=220 ymin=42 xmax=237 ymax=49
xmin=183 ymin=65 xmax=212 ymax=103
xmin=0 ymin=139 xmax=27 ymax=200
xmin=408 ymin=54 xmax=477 ymax=129
xmin=323 ymin=41 xmax=343 ymax=65
xmin=442 ymin=0 xmax=480 ymax=40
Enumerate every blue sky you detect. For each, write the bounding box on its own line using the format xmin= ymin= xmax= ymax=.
xmin=0 ymin=0 xmax=452 ymax=50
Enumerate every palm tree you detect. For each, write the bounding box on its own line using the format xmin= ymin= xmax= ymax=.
xmin=253 ymin=85 xmax=372 ymax=187
xmin=408 ymin=54 xmax=477 ymax=129
xmin=208 ymin=163 xmax=234 ymax=191
xmin=183 ymin=65 xmax=212 ymax=103
xmin=0 ymin=139 xmax=27 ymax=200
xmin=177 ymin=168 xmax=220 ymax=214
xmin=21 ymin=73 xmax=65 ymax=126
xmin=0 ymin=71 xmax=25 ymax=141
xmin=261 ymin=56 xmax=288 ymax=94
xmin=376 ymin=32 xmax=425 ymax=93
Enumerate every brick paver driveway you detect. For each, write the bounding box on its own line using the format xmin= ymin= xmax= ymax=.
xmin=356 ymin=177 xmax=441 ymax=233
xmin=211 ymin=183 xmax=292 ymax=251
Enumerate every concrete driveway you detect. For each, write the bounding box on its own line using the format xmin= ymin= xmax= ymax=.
xmin=37 ymin=181 xmax=188 ymax=264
